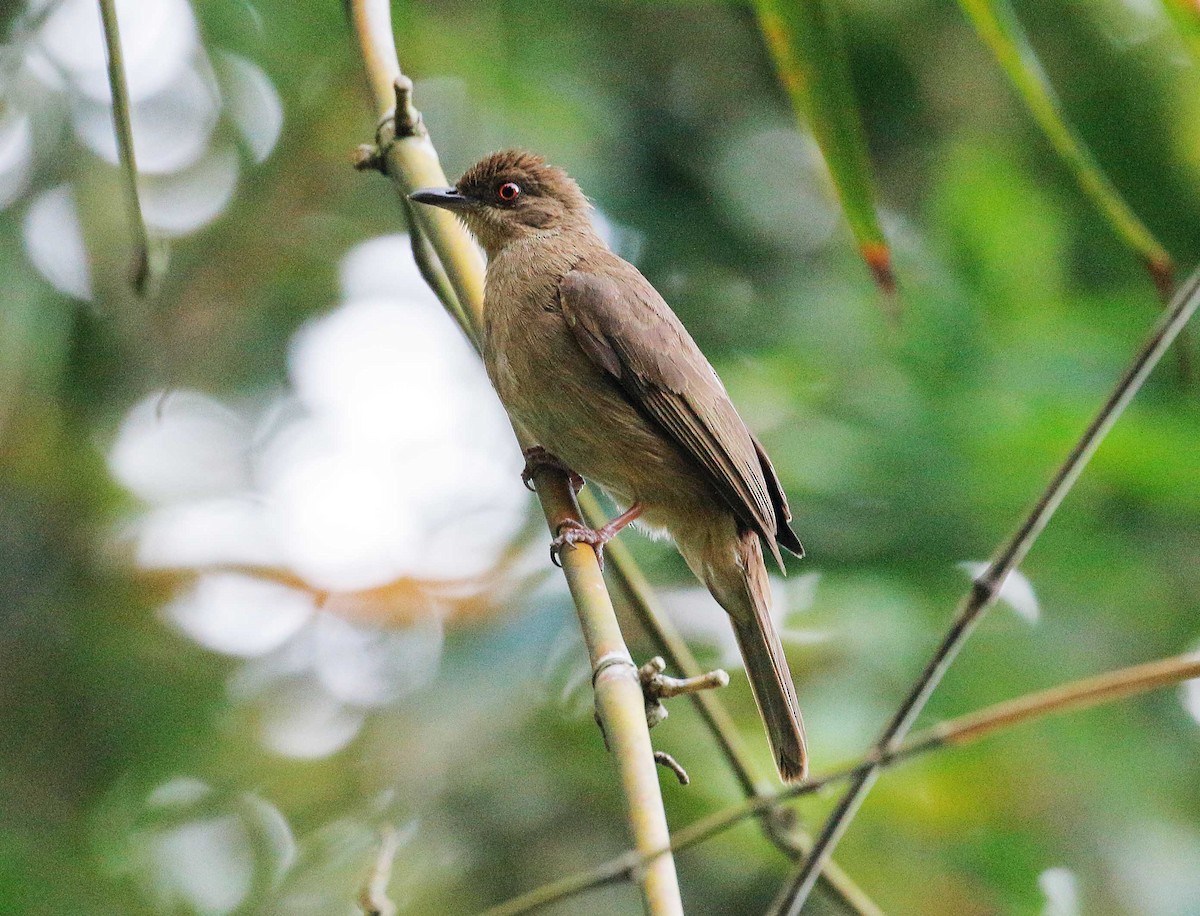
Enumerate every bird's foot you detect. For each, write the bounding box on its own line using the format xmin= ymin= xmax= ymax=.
xmin=549 ymin=503 xmax=643 ymax=570
xmin=549 ymin=519 xmax=609 ymax=569
xmin=521 ymin=446 xmax=583 ymax=494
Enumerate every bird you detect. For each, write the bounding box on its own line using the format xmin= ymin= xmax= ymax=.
xmin=410 ymin=150 xmax=808 ymax=782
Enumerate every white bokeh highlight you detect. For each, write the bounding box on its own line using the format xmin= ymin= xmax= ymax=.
xmin=1039 ymin=867 xmax=1079 ymax=916
xmin=134 ymin=498 xmax=281 ymax=570
xmin=22 ymin=183 xmax=92 ymax=300
xmin=1181 ymin=666 xmax=1200 ymax=728
xmin=139 ymin=143 xmax=240 ymax=236
xmin=0 ymin=113 xmax=33 ymax=210
xmin=8 ymin=0 xmax=284 ymax=293
xmin=111 ymin=234 xmax=527 ymax=760
xmin=149 ymin=816 xmax=253 ymax=916
xmin=124 ymin=778 xmax=296 ymax=915
xmin=958 ymin=562 xmax=1041 ymax=623
xmin=215 ymin=51 xmax=283 ymax=164
xmin=71 ymin=63 xmax=221 ymax=175
xmin=109 ymin=391 xmax=251 ymax=503
xmin=37 ymin=0 xmax=199 ymax=103
xmin=165 ymin=573 xmax=315 ymax=658
xmin=278 ymin=284 xmax=523 ymax=588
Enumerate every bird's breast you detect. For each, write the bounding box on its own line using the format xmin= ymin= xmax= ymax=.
xmin=482 ymin=260 xmax=715 ymax=519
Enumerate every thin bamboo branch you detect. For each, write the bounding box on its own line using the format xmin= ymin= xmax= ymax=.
xmin=598 ymin=519 xmax=880 ymax=914
xmin=357 ymin=827 xmax=400 ymax=916
xmin=348 ymin=7 xmax=878 ymax=910
xmin=530 ymin=468 xmax=682 ymax=915
xmin=483 ymin=650 xmax=1200 ymax=915
xmin=770 ymin=264 xmax=1200 ymax=914
xmin=597 ymin=526 xmax=764 ymax=799
xmin=914 ymin=651 xmax=1200 ymax=751
xmin=402 ymin=202 xmax=472 ymax=335
xmin=97 ymin=0 xmax=154 ymax=294
xmin=347 ymin=1 xmax=680 ymax=911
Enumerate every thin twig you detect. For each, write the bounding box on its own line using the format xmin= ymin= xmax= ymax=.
xmin=347 ymin=2 xmax=681 ymax=911
xmin=917 ymin=651 xmax=1200 ymax=751
xmin=401 ymin=200 xmax=474 ymax=340
xmin=97 ymin=0 xmax=154 ymax=294
xmin=770 ymin=265 xmax=1200 ymax=915
xmin=654 ymin=750 xmax=691 ymax=785
xmin=482 ymin=650 xmax=1200 ymax=916
xmin=600 ymin=517 xmax=881 ymax=915
xmin=357 ymin=827 xmax=400 ymax=916
xmin=348 ymin=5 xmax=877 ymax=909
xmin=349 ymin=2 xmax=874 ymax=901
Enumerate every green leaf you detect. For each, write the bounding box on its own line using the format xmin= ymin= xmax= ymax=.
xmin=753 ymin=0 xmax=896 ymax=300
xmin=957 ymin=0 xmax=1174 ymax=299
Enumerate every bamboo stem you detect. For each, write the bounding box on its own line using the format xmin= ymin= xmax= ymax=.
xmin=97 ymin=0 xmax=154 ymax=293
xmin=484 ymin=650 xmax=1200 ymax=915
xmin=770 ymin=265 xmax=1200 ymax=915
xmin=599 ymin=520 xmax=881 ymax=913
xmin=347 ymin=1 xmax=680 ymax=910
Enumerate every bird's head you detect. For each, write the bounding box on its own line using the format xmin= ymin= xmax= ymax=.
xmin=409 ymin=150 xmax=590 ymax=254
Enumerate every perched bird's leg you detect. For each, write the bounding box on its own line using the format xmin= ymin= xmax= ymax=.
xmin=521 ymin=445 xmax=584 ymax=494
xmin=550 ymin=503 xmax=643 ymax=570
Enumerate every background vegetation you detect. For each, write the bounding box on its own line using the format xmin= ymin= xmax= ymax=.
xmin=2 ymin=0 xmax=1199 ymax=913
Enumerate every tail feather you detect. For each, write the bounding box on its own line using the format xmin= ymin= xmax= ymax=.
xmin=730 ymin=532 xmax=808 ymax=782
xmin=678 ymin=518 xmax=808 ymax=783
xmin=731 ymin=607 xmax=807 ymax=782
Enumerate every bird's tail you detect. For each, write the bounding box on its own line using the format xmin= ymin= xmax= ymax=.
xmin=677 ymin=519 xmax=808 ymax=782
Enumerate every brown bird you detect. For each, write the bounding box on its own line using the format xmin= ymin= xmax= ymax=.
xmin=411 ymin=150 xmax=808 ymax=781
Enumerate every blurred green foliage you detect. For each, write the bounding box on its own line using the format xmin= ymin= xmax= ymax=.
xmin=2 ymin=0 xmax=1200 ymax=914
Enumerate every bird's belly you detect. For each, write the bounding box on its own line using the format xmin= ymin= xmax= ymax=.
xmin=488 ymin=320 xmax=712 ymax=519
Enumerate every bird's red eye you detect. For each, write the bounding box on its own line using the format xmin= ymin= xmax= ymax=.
xmin=498 ymin=181 xmax=520 ymax=202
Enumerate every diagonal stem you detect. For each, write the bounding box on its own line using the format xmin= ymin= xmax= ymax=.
xmin=483 ymin=649 xmax=1200 ymax=916
xmin=599 ymin=521 xmax=881 ymax=915
xmin=348 ymin=3 xmax=879 ymax=911
xmin=770 ymin=264 xmax=1200 ymax=914
xmin=348 ymin=1 xmax=681 ymax=910
xmin=97 ymin=0 xmax=154 ymax=294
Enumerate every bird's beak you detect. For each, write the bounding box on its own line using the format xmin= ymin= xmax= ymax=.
xmin=408 ymin=187 xmax=475 ymax=211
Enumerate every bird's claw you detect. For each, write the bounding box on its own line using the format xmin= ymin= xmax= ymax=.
xmin=550 ymin=519 xmax=609 ymax=570
xmin=521 ymin=446 xmax=584 ymax=493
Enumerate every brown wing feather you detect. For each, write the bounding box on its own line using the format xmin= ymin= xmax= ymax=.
xmin=753 ymin=436 xmax=804 ymax=559
xmin=559 ymin=261 xmax=799 ymax=566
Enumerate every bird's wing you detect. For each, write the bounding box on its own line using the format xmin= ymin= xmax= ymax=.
xmin=558 ymin=263 xmax=802 ymax=565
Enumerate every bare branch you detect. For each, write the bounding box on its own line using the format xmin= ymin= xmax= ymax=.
xmin=654 ymin=751 xmax=691 ymax=786
xmin=357 ymin=827 xmax=400 ymax=916
xmin=347 ymin=2 xmax=682 ymax=911
xmin=98 ymin=0 xmax=157 ymax=294
xmin=771 ymin=265 xmax=1200 ymax=914
xmin=597 ymin=504 xmax=881 ymax=914
xmin=484 ymin=650 xmax=1200 ymax=915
